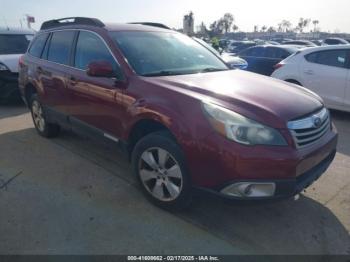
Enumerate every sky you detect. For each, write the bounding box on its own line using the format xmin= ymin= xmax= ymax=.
xmin=1 ymin=0 xmax=349 ymax=33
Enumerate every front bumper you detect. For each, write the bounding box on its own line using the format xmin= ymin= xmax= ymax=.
xmin=197 ymin=149 xmax=336 ymax=200
xmin=189 ymin=122 xmax=338 ymax=200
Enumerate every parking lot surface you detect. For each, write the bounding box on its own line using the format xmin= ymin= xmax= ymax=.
xmin=0 ymin=104 xmax=349 ymax=255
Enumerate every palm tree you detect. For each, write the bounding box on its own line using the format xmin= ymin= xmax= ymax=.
xmin=297 ymin=18 xmax=311 ymax=33
xmin=281 ymin=20 xmax=292 ymax=32
xmin=261 ymin=25 xmax=267 ymax=32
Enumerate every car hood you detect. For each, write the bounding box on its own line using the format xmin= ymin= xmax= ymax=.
xmin=0 ymin=54 xmax=22 ymax=73
xmin=142 ymin=70 xmax=323 ymax=128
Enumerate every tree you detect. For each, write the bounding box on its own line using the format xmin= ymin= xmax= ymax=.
xmin=297 ymin=18 xmax=311 ymax=33
xmin=261 ymin=25 xmax=267 ymax=32
xmin=281 ymin=20 xmax=292 ymax=32
xmin=232 ymin=24 xmax=239 ymax=32
xmin=222 ymin=13 xmax=234 ymax=33
xmin=209 ymin=20 xmax=224 ymax=36
xmin=254 ymin=25 xmax=259 ymax=32
xmin=277 ymin=23 xmax=283 ymax=32
xmin=208 ymin=13 xmax=235 ymax=36
xmin=267 ymin=26 xmax=276 ymax=33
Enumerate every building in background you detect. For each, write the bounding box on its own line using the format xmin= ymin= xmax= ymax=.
xmin=183 ymin=12 xmax=194 ymax=36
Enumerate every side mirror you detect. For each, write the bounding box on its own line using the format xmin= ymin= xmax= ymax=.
xmin=87 ymin=61 xmax=114 ymax=78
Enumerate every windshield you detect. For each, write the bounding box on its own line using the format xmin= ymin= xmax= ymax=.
xmin=109 ymin=31 xmax=228 ymax=77
xmin=193 ymin=37 xmax=220 ymax=56
xmin=0 ymin=34 xmax=33 ymax=55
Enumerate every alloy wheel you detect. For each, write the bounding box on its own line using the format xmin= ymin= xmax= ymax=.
xmin=31 ymin=100 xmax=45 ymax=132
xmin=139 ymin=147 xmax=183 ymax=201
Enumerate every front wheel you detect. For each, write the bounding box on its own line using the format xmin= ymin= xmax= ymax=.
xmin=131 ymin=131 xmax=192 ymax=210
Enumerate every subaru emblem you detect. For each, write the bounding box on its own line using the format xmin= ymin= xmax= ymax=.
xmin=313 ymin=117 xmax=322 ymax=128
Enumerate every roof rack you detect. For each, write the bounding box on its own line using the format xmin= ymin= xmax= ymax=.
xmin=40 ymin=17 xmax=105 ymax=30
xmin=129 ymin=22 xmax=171 ymax=30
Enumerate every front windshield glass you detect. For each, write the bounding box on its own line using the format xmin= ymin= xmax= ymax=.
xmin=193 ymin=37 xmax=220 ymax=56
xmin=109 ymin=31 xmax=228 ymax=77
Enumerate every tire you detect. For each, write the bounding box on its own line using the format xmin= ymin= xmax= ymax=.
xmin=29 ymin=94 xmax=60 ymax=138
xmin=131 ymin=131 xmax=192 ymax=210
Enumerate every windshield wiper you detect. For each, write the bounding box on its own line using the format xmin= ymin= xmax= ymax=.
xmin=141 ymin=70 xmax=178 ymax=77
xmin=198 ymin=67 xmax=228 ymax=73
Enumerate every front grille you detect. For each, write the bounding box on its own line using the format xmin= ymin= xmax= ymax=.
xmin=288 ymin=108 xmax=331 ymax=148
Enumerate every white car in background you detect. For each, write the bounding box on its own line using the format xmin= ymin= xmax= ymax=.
xmin=0 ymin=28 xmax=34 ymax=102
xmin=272 ymin=45 xmax=350 ymax=112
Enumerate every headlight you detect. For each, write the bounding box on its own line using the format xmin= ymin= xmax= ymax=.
xmin=202 ymin=102 xmax=287 ymax=146
xmin=0 ymin=63 xmax=9 ymax=71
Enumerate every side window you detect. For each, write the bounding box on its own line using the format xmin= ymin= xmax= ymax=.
xmin=240 ymin=47 xmax=264 ymax=57
xmin=47 ymin=31 xmax=75 ymax=65
xmin=271 ymin=48 xmax=291 ymax=59
xmin=317 ymin=50 xmax=347 ymax=68
xmin=265 ymin=47 xmax=277 ymax=58
xmin=239 ymin=48 xmax=253 ymax=56
xmin=305 ymin=52 xmax=318 ymax=63
xmin=28 ymin=33 xmax=48 ymax=57
xmin=305 ymin=50 xmax=347 ymax=68
xmin=74 ymin=31 xmax=120 ymax=75
xmin=250 ymin=47 xmax=265 ymax=57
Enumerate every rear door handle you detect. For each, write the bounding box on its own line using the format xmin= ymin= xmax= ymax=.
xmin=69 ymin=76 xmax=77 ymax=86
xmin=36 ymin=67 xmax=43 ymax=74
xmin=304 ymin=70 xmax=314 ymax=75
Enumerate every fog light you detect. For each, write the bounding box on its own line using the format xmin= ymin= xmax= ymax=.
xmin=221 ymin=182 xmax=276 ymax=198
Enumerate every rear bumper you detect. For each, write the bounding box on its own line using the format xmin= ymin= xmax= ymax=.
xmin=0 ymin=71 xmax=20 ymax=101
xmin=196 ymin=149 xmax=336 ymax=201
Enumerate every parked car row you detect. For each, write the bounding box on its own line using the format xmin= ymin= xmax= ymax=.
xmin=0 ymin=28 xmax=34 ymax=102
xmin=272 ymin=45 xmax=350 ymax=112
xmin=18 ymin=17 xmax=338 ymax=210
xmin=236 ymin=45 xmax=301 ymax=76
xmin=193 ymin=37 xmax=248 ymax=70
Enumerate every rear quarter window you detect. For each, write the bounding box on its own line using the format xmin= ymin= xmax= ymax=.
xmin=28 ymin=33 xmax=48 ymax=57
xmin=305 ymin=50 xmax=348 ymax=68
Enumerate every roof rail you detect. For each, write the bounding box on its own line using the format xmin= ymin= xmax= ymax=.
xmin=40 ymin=17 xmax=105 ymax=30
xmin=129 ymin=22 xmax=171 ymax=30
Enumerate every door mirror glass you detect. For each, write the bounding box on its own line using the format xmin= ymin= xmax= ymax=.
xmin=87 ymin=61 xmax=114 ymax=77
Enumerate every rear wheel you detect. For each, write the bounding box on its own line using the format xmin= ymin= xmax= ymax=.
xmin=30 ymin=94 xmax=60 ymax=138
xmin=132 ymin=131 xmax=192 ymax=210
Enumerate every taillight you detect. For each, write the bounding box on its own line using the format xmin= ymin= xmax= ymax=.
xmin=273 ymin=63 xmax=284 ymax=70
xmin=19 ymin=55 xmax=25 ymax=68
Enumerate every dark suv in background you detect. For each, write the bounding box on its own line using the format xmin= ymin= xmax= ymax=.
xmin=19 ymin=17 xmax=338 ymax=210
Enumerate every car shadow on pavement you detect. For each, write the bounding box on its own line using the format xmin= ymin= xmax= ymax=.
xmin=180 ymin=192 xmax=350 ymax=254
xmin=330 ymin=109 xmax=350 ymax=156
xmin=0 ymin=103 xmax=27 ymax=120
xmin=0 ymin=127 xmax=349 ymax=255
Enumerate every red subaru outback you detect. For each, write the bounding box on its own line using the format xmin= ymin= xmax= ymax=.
xmin=19 ymin=17 xmax=338 ymax=209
